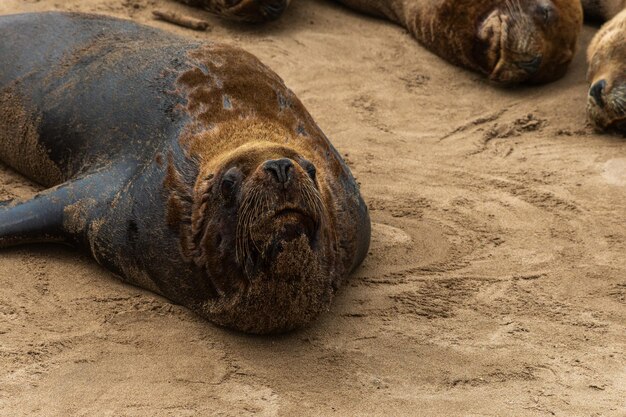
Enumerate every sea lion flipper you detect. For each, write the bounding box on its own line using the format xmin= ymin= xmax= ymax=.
xmin=0 ymin=168 xmax=127 ymax=249
xmin=0 ymin=189 xmax=68 ymax=248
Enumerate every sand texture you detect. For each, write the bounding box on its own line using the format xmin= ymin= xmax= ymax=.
xmin=0 ymin=0 xmax=625 ymax=415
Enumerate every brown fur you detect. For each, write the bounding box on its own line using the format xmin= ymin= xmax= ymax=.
xmin=587 ymin=8 xmax=626 ymax=131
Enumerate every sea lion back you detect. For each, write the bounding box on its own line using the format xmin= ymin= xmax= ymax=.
xmin=0 ymin=12 xmax=192 ymax=184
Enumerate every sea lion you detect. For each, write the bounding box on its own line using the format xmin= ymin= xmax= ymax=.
xmin=581 ymin=0 xmax=625 ymax=21
xmin=0 ymin=12 xmax=371 ymax=334
xmin=585 ymin=5 xmax=626 ymax=132
xmin=184 ymin=0 xmax=583 ymax=84
xmin=176 ymin=0 xmax=292 ymax=22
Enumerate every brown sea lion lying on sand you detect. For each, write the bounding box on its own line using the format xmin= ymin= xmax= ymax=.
xmin=181 ymin=0 xmax=584 ymax=84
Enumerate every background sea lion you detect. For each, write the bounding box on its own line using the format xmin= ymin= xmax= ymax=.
xmin=585 ymin=4 xmax=626 ymax=132
xmin=581 ymin=0 xmax=625 ymax=20
xmin=183 ymin=0 xmax=583 ymax=84
xmin=176 ymin=0 xmax=292 ymax=22
xmin=0 ymin=12 xmax=371 ymax=334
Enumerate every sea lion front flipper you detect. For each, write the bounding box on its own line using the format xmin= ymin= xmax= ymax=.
xmin=0 ymin=190 xmax=67 ymax=247
xmin=0 ymin=166 xmax=130 ymax=249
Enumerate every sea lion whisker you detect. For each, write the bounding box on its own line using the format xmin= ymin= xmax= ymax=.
xmin=250 ymin=193 xmax=268 ymax=255
xmin=236 ymin=186 xmax=256 ymax=263
xmin=514 ymin=1 xmax=521 ymax=16
xmin=243 ymin=186 xmax=266 ymax=256
xmin=503 ymin=0 xmax=512 ymax=14
xmin=305 ymin=185 xmax=324 ymax=221
xmin=236 ymin=185 xmax=263 ymax=265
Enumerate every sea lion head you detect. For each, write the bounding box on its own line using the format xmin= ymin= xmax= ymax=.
xmin=586 ymin=9 xmax=626 ymax=132
xmin=182 ymin=141 xmax=339 ymax=333
xmin=477 ymin=0 xmax=582 ymax=84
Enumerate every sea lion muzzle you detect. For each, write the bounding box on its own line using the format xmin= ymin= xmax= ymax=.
xmin=236 ymin=156 xmax=324 ymax=273
xmin=589 ymin=79 xmax=608 ymax=108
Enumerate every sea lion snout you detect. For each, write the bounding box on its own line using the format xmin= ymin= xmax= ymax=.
xmin=587 ymin=77 xmax=626 ymax=130
xmin=589 ymin=79 xmax=608 ymax=108
xmin=517 ymin=55 xmax=543 ymax=74
xmin=478 ymin=0 xmax=581 ymax=84
xmin=202 ymin=153 xmax=335 ymax=334
xmin=263 ymin=158 xmax=294 ymax=185
xmin=245 ymin=156 xmax=323 ymax=254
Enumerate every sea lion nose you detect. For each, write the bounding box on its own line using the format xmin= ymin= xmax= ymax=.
xmin=518 ymin=56 xmax=542 ymax=74
xmin=264 ymin=158 xmax=294 ymax=185
xmin=589 ymin=79 xmax=607 ymax=107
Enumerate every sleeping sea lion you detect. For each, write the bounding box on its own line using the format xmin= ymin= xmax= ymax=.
xmin=181 ymin=0 xmax=584 ymax=84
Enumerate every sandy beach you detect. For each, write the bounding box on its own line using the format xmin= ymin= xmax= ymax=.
xmin=0 ymin=0 xmax=625 ymax=415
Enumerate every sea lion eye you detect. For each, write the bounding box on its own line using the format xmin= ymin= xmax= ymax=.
xmin=536 ymin=4 xmax=553 ymax=24
xmin=306 ymin=165 xmax=316 ymax=182
xmin=221 ymin=167 xmax=242 ymax=199
xmin=298 ymin=158 xmax=317 ymax=182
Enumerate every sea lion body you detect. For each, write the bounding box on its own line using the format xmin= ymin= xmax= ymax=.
xmin=176 ymin=0 xmax=292 ymax=22
xmin=586 ymin=5 xmax=626 ymax=132
xmin=582 ymin=0 xmax=625 ymax=20
xmin=340 ymin=0 xmax=583 ymax=84
xmin=189 ymin=0 xmax=583 ymax=84
xmin=0 ymin=12 xmax=371 ymax=334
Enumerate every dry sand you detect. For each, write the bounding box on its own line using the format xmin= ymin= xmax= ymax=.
xmin=0 ymin=0 xmax=625 ymax=415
